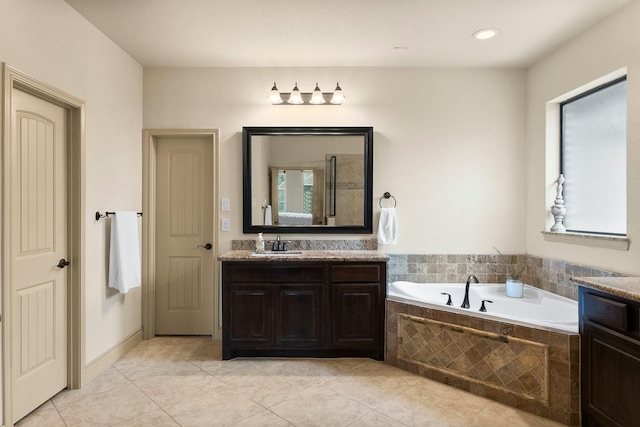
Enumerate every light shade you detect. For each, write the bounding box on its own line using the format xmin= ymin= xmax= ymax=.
xmin=330 ymin=82 xmax=345 ymax=105
xmin=309 ymin=82 xmax=326 ymax=104
xmin=269 ymin=82 xmax=283 ymax=104
xmin=287 ymin=82 xmax=304 ymax=104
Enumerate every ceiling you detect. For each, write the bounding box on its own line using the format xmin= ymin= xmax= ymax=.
xmin=63 ymin=0 xmax=632 ymax=68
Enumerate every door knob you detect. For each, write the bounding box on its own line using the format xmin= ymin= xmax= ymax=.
xmin=57 ymin=258 xmax=70 ymax=269
xmin=198 ymin=243 xmax=213 ymax=250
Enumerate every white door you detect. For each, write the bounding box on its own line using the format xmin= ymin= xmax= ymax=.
xmin=10 ymin=89 xmax=68 ymax=420
xmin=155 ymin=137 xmax=214 ymax=335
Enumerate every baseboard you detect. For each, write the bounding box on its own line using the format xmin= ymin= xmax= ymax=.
xmin=82 ymin=328 xmax=143 ymax=386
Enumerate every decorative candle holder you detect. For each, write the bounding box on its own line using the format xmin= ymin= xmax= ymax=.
xmin=506 ymin=279 xmax=524 ymax=298
xmin=551 ymin=174 xmax=566 ymax=232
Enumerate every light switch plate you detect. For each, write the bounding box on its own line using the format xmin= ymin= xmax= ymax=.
xmin=221 ymin=198 xmax=230 ymax=211
xmin=221 ymin=218 xmax=231 ymax=232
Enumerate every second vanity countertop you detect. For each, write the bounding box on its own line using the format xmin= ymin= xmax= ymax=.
xmin=572 ymin=276 xmax=640 ymax=303
xmin=218 ymin=250 xmax=388 ymax=262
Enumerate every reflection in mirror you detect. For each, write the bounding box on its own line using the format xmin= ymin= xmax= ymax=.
xmin=243 ymin=127 xmax=373 ymax=234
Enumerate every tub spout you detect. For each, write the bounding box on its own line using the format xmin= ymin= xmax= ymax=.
xmin=461 ymin=275 xmax=479 ymax=309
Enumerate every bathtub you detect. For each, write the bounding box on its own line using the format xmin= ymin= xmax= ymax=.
xmin=386 ymin=280 xmax=580 ymax=424
xmin=387 ymin=280 xmax=578 ymax=333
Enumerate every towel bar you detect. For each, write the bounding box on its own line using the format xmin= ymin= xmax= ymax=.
xmin=379 ymin=192 xmax=397 ymax=208
xmin=95 ymin=211 xmax=143 ymax=221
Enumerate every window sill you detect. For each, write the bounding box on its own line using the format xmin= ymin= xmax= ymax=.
xmin=541 ymin=231 xmax=630 ymax=251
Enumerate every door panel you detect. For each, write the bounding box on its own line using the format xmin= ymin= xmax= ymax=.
xmin=156 ymin=137 xmax=214 ymax=334
xmin=227 ymin=285 xmax=274 ymax=346
xmin=11 ymin=89 xmax=68 ymax=421
xmin=332 ymin=284 xmax=379 ymax=348
xmin=276 ymin=285 xmax=324 ymax=348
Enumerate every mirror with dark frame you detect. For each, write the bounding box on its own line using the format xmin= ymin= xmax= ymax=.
xmin=243 ymin=126 xmax=373 ymax=234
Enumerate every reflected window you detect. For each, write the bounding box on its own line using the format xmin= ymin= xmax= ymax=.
xmin=277 ymin=171 xmax=286 ymax=212
xmin=303 ymin=171 xmax=313 ymax=214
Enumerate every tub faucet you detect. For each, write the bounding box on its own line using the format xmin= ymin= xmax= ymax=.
xmin=461 ymin=275 xmax=479 ymax=309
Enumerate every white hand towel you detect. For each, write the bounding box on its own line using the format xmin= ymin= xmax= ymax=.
xmin=264 ymin=205 xmax=273 ymax=225
xmin=377 ymin=207 xmax=397 ymax=244
xmin=108 ymin=211 xmax=141 ymax=293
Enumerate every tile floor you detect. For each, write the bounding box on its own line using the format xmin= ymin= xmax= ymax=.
xmin=17 ymin=336 xmax=565 ymax=426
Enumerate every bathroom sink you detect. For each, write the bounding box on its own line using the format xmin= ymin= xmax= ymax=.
xmin=251 ymin=251 xmax=303 ymax=257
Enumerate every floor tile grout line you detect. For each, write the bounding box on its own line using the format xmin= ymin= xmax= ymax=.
xmin=52 ymin=380 xmax=159 ymax=427
xmin=125 ymin=376 xmax=184 ymax=427
xmin=114 ymin=354 xmax=237 ymax=419
xmin=231 ymin=407 xmax=291 ymax=426
xmin=20 ymin=337 xmax=566 ymax=427
xmin=51 ymin=377 xmax=134 ymax=412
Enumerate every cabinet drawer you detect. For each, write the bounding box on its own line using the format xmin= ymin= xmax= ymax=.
xmin=225 ymin=264 xmax=325 ymax=283
xmin=583 ymin=292 xmax=629 ymax=332
xmin=332 ymin=264 xmax=380 ymax=283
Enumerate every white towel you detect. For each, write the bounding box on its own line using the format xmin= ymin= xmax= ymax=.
xmin=264 ymin=205 xmax=273 ymax=225
xmin=108 ymin=211 xmax=141 ymax=293
xmin=377 ymin=207 xmax=397 ymax=244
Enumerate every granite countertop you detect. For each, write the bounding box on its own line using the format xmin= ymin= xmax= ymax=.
xmin=572 ymin=276 xmax=640 ymax=303
xmin=218 ymin=250 xmax=389 ymax=262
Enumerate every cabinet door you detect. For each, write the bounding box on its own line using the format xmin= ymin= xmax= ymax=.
xmin=226 ymin=284 xmax=274 ymax=348
xmin=332 ymin=283 xmax=380 ymax=349
xmin=275 ymin=284 xmax=325 ymax=348
xmin=581 ymin=320 xmax=640 ymax=427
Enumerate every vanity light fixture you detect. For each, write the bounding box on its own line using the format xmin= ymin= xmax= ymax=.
xmin=330 ymin=83 xmax=345 ymax=105
xmin=269 ymin=82 xmax=345 ymax=105
xmin=269 ymin=82 xmax=283 ymax=104
xmin=287 ymin=82 xmax=304 ymax=104
xmin=309 ymin=83 xmax=326 ymax=104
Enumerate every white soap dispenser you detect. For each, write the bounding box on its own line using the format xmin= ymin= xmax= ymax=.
xmin=255 ymin=233 xmax=265 ymax=253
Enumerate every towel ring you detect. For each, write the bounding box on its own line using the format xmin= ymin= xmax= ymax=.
xmin=379 ymin=192 xmax=397 ymax=208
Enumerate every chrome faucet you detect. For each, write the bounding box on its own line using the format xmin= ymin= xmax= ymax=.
xmin=461 ymin=275 xmax=479 ymax=309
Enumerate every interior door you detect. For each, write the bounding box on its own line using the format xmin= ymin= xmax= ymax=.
xmin=155 ymin=136 xmax=214 ymax=335
xmin=10 ymin=89 xmax=68 ymax=420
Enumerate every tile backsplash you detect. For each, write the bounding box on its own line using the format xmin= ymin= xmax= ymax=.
xmin=231 ymin=239 xmax=377 ymax=251
xmin=387 ymin=254 xmax=525 ymax=285
xmin=525 ymin=255 xmax=623 ymax=300
xmin=388 ymin=253 xmax=624 ymax=300
xmin=229 ymin=240 xmax=625 ymax=301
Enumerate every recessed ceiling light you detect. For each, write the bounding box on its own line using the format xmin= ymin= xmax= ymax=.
xmin=472 ymin=28 xmax=499 ymax=40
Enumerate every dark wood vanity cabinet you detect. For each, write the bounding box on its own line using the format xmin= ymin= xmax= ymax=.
xmin=579 ymin=287 xmax=640 ymax=427
xmin=331 ymin=264 xmax=383 ymax=354
xmin=222 ymin=261 xmax=386 ymax=360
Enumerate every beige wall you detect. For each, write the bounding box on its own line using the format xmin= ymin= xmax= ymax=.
xmin=526 ymin=0 xmax=640 ymax=275
xmin=4 ymin=0 xmax=637 ymax=382
xmin=0 ymin=0 xmax=143 ymax=363
xmin=144 ymin=67 xmax=527 ymax=254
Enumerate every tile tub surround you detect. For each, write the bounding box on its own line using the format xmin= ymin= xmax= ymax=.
xmin=387 ymin=254 xmax=526 ymax=285
xmin=229 ymin=247 xmax=623 ymax=301
xmin=386 ymin=299 xmax=580 ymax=426
xmin=526 ymin=255 xmax=625 ymax=301
xmin=388 ymin=253 xmax=623 ymax=301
